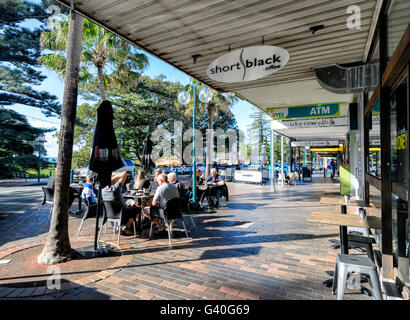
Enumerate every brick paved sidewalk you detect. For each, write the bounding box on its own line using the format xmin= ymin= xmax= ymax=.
xmin=0 ymin=176 xmax=373 ymax=300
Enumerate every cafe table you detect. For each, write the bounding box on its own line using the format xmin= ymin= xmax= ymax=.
xmin=123 ymin=191 xmax=154 ymax=231
xmin=199 ymin=183 xmax=221 ymax=212
xmin=319 ymin=196 xmax=380 ymax=208
xmin=70 ymin=184 xmax=84 ymax=214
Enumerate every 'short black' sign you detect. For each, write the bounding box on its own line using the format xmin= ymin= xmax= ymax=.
xmin=207 ymin=46 xmax=290 ymax=83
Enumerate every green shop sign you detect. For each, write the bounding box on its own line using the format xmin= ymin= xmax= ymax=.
xmin=267 ymin=103 xmax=340 ymax=120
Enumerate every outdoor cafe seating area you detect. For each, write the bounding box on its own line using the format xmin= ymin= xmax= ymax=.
xmin=62 ymin=169 xmax=230 ymax=247
xmin=34 ymin=167 xmax=393 ymax=300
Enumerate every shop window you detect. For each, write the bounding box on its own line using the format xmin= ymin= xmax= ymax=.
xmin=392 ymin=194 xmax=409 ymax=282
xmin=390 ymin=77 xmax=408 ymax=186
xmin=368 ymin=101 xmax=381 ymax=178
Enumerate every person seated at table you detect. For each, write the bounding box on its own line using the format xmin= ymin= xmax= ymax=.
xmin=195 ymin=168 xmax=205 ymax=185
xmin=143 ymin=173 xmax=179 ymax=233
xmin=102 ymin=171 xmax=141 ymax=236
xmin=153 ymin=168 xmax=162 ymax=181
xmin=167 ymin=172 xmax=187 ymax=198
xmin=81 ymin=174 xmax=97 ymax=205
xmin=186 ymin=169 xmax=205 ymax=204
xmin=285 ymin=174 xmax=290 ymax=185
xmin=289 ymin=171 xmax=297 ymax=185
xmin=205 ymin=168 xmax=225 ymax=209
xmin=133 ymin=170 xmax=151 ymax=191
xmin=47 ymin=174 xmax=77 ymax=210
xmin=121 ymin=173 xmax=131 ymax=194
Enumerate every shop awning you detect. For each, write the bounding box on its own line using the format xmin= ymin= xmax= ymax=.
xmin=56 ymin=0 xmax=381 ymax=113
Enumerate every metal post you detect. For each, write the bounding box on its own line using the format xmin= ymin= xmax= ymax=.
xmin=270 ymin=130 xmax=275 ymax=192
xmin=304 ymin=147 xmax=307 ymax=164
xmin=340 ymin=204 xmax=348 ymax=254
xmin=38 ymin=139 xmax=41 ymax=183
xmin=288 ymin=138 xmax=291 ymax=170
xmin=281 ymin=135 xmax=284 ymax=176
xmin=192 ymin=84 xmax=196 ymax=207
xmin=93 ymin=183 xmax=101 ymax=251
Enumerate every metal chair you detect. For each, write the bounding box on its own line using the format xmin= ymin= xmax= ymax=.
xmin=179 ymin=196 xmax=196 ymax=229
xmin=149 ymin=197 xmax=189 ymax=244
xmin=149 ymin=180 xmax=159 ymax=194
xmin=332 ymin=253 xmax=383 ymax=300
xmin=97 ymin=200 xmax=136 ymax=247
xmin=36 ymin=187 xmax=54 ymax=221
xmin=77 ymin=196 xmax=98 ymax=237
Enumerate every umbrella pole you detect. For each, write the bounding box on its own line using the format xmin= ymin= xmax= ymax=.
xmin=94 ymin=182 xmax=101 ymax=250
xmin=76 ymin=181 xmax=113 ymax=258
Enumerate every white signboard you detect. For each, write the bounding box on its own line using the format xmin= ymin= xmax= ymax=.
xmin=271 ymin=117 xmax=348 ymax=130
xmin=207 ymin=46 xmax=290 ymax=83
xmin=291 ymin=141 xmax=339 ymax=147
xmin=234 ymin=170 xmax=263 ymax=183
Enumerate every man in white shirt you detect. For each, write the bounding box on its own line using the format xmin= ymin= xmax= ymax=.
xmin=81 ymin=174 xmax=97 ymax=205
xmin=143 ymin=173 xmax=179 ymax=233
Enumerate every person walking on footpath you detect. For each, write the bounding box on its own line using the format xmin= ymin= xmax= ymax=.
xmin=330 ymin=159 xmax=335 ymax=179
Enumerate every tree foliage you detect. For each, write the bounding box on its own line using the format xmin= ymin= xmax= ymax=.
xmin=40 ymin=16 xmax=149 ymax=101
xmin=71 ymin=74 xmax=239 ymax=168
xmin=0 ymin=0 xmax=61 ymax=117
xmin=0 ymin=107 xmax=51 ymax=177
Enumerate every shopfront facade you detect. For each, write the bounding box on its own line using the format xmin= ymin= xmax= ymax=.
xmin=363 ymin=0 xmax=409 ymax=297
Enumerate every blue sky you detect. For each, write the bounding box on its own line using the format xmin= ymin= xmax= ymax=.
xmin=8 ymin=3 xmax=258 ymax=157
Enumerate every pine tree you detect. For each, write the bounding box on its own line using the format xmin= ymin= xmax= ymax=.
xmin=0 ymin=107 xmax=51 ymax=177
xmin=0 ymin=0 xmax=61 ymax=116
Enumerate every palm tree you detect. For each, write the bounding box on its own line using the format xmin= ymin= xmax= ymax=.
xmin=181 ymin=80 xmax=238 ymax=177
xmin=37 ymin=10 xmax=83 ymax=265
xmin=40 ymin=17 xmax=148 ymax=101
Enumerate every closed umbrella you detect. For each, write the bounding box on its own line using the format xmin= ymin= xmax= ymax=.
xmin=89 ymin=100 xmax=123 ymax=187
xmin=142 ymin=134 xmax=155 ymax=172
xmin=88 ymin=100 xmax=123 ymax=255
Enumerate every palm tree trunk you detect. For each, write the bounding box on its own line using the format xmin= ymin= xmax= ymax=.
xmin=38 ymin=11 xmax=84 ymax=265
xmin=206 ymin=103 xmax=213 ymax=178
xmin=97 ymin=65 xmax=106 ymax=101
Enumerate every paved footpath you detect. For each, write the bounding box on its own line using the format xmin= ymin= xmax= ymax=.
xmin=0 ymin=176 xmax=373 ymax=300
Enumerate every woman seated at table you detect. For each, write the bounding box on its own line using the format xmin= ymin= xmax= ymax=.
xmin=133 ymin=170 xmax=151 ymax=191
xmin=195 ymin=168 xmax=205 ymax=185
xmin=186 ymin=169 xmax=205 ymax=204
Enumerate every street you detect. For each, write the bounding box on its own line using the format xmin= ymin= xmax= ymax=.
xmin=0 ymin=182 xmax=45 ymax=235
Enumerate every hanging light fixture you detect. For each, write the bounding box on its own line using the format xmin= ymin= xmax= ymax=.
xmin=198 ymin=86 xmax=212 ymax=103
xmin=177 ymin=91 xmax=191 ymax=105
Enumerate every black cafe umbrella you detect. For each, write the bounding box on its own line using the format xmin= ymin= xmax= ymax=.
xmin=142 ymin=134 xmax=155 ymax=172
xmin=89 ymin=100 xmax=123 ymax=187
xmin=87 ymin=100 xmax=123 ymax=254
